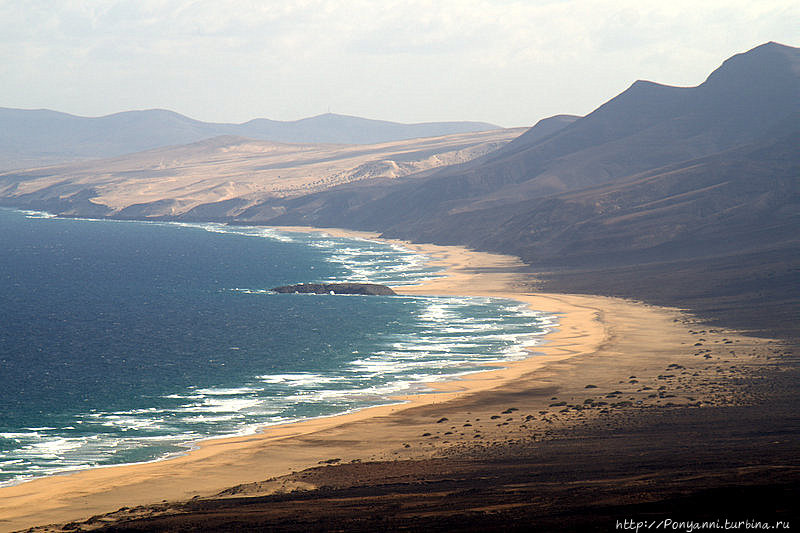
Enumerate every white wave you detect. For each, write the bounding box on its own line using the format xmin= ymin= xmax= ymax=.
xmin=163 ymin=393 xmax=202 ymax=400
xmin=98 ymin=416 xmax=167 ymax=431
xmin=257 ymin=373 xmax=347 ymax=386
xmin=20 ymin=210 xmax=57 ymax=219
xmin=255 ymin=228 xmax=295 ymax=242
xmin=345 ymin=357 xmax=450 ymax=374
xmin=194 ymin=387 xmax=261 ymax=396
xmin=418 ymin=305 xmax=456 ymax=322
xmin=298 ymin=233 xmax=444 ymax=285
xmin=48 ymin=463 xmax=96 ymax=475
xmin=390 ymin=339 xmax=484 ymax=350
xmin=0 ymin=475 xmax=36 ymax=487
xmin=307 ymin=239 xmax=339 ymax=248
xmin=20 ymin=438 xmax=86 ymax=457
xmin=281 ymin=380 xmax=425 ymax=403
xmin=167 ymin=222 xmax=296 ymax=243
xmin=431 ymin=325 xmax=507 ymax=334
xmin=181 ymin=397 xmax=261 ymax=413
xmin=229 ymin=288 xmax=272 ymax=294
xmin=182 ymin=414 xmax=243 ymax=424
xmin=0 ymin=432 xmax=42 ymax=440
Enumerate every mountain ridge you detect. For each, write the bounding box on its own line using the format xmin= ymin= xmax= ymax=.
xmin=0 ymin=128 xmax=524 ymax=220
xmin=255 ymin=41 xmax=800 ymax=337
xmin=0 ymin=108 xmax=501 ymax=171
xmin=1 ymin=41 xmax=797 ymax=337
xmin=265 ymin=42 xmax=799 ymax=233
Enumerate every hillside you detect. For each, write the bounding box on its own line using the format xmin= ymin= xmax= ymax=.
xmin=0 ymin=129 xmax=523 ymax=219
xmin=260 ymin=42 xmax=800 ymax=338
xmin=0 ymin=42 xmax=797 ymax=337
xmin=265 ymin=43 xmax=798 ymax=230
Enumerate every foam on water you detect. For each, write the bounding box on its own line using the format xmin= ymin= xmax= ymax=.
xmin=19 ymin=210 xmax=57 ymax=219
xmin=257 ymin=373 xmax=349 ymax=386
xmin=0 ymin=209 xmax=556 ymax=486
xmin=164 ymin=222 xmax=443 ymax=286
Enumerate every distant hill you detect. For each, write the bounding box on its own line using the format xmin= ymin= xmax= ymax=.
xmin=2 ymin=42 xmax=797 ymax=337
xmin=0 ymin=129 xmax=523 ymax=219
xmin=275 ymin=42 xmax=798 ymax=233
xmin=234 ymin=112 xmax=579 ymax=225
xmin=0 ymin=108 xmax=500 ymax=170
xmin=235 ymin=113 xmax=502 ymax=145
xmin=258 ymin=42 xmax=800 ymax=337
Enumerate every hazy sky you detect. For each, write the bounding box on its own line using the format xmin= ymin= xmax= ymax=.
xmin=1 ymin=1 xmax=797 ymax=127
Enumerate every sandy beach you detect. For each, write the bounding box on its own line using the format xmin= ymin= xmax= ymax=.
xmin=0 ymin=228 xmax=793 ymax=532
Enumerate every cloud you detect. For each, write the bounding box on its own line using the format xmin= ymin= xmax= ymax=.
xmin=1 ymin=0 xmax=797 ymax=125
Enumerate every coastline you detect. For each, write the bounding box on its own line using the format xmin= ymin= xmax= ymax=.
xmin=0 ymin=226 xmax=779 ymax=532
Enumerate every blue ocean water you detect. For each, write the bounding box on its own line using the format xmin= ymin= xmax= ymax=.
xmin=0 ymin=208 xmax=554 ymax=486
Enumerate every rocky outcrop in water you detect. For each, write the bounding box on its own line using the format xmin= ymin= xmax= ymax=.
xmin=272 ymin=283 xmax=397 ymax=295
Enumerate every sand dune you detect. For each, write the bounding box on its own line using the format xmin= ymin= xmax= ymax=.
xmin=0 ymin=129 xmax=523 ymax=218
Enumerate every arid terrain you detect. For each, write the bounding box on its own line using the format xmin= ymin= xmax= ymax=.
xmin=0 ymin=128 xmax=522 ymax=219
xmin=6 ymin=240 xmax=797 ymax=533
xmin=0 ymin=42 xmax=797 ymax=532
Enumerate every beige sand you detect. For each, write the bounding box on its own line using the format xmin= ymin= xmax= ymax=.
xmin=1 ymin=129 xmax=523 ymax=218
xmin=0 ymin=230 xmax=770 ymax=532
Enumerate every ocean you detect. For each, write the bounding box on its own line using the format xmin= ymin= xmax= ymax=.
xmin=0 ymin=208 xmax=555 ymax=486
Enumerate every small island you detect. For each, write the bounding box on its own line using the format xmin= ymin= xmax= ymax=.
xmin=271 ymin=283 xmax=397 ymax=296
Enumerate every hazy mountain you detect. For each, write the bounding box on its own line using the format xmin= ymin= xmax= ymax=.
xmin=0 ymin=129 xmax=523 ymax=219
xmin=234 ymin=112 xmax=579 ymax=224
xmin=258 ymin=42 xmax=800 ymax=336
xmin=236 ymin=113 xmax=502 ymax=145
xmin=0 ymin=108 xmax=500 ymax=170
xmin=260 ymin=42 xmax=798 ymax=229
xmin=279 ymin=42 xmax=799 ymax=233
xmin=1 ymin=42 xmax=797 ymax=336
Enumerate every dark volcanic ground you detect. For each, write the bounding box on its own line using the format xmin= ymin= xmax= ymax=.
xmin=34 ymin=346 xmax=800 ymax=533
xmin=536 ymin=245 xmax=800 ymax=341
xmin=10 ymin=43 xmax=800 ymax=532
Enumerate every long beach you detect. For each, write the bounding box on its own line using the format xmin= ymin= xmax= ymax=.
xmin=0 ymin=231 xmax=780 ymax=531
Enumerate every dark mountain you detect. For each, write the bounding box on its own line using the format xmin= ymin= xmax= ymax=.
xmin=0 ymin=108 xmax=499 ymax=170
xmin=2 ymin=43 xmax=796 ymax=336
xmin=283 ymin=42 xmax=798 ymax=233
xmin=232 ymin=112 xmax=578 ymax=225
xmin=259 ymin=42 xmax=798 ymax=229
xmin=259 ymin=42 xmax=800 ymax=337
xmin=506 ymin=114 xmax=580 ymax=145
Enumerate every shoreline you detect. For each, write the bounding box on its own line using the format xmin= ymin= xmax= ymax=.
xmin=0 ymin=226 xmax=776 ymax=532
xmin=0 ymin=222 xmax=556 ymax=486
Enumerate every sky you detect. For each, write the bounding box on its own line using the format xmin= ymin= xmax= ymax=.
xmin=1 ymin=0 xmax=797 ymax=128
